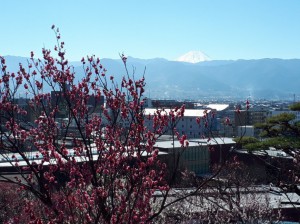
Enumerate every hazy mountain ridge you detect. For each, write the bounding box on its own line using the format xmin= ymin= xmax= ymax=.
xmin=2 ymin=56 xmax=300 ymax=100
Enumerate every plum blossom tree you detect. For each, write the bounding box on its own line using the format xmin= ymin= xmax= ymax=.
xmin=0 ymin=27 xmax=284 ymax=223
xmin=0 ymin=26 xmax=189 ymax=223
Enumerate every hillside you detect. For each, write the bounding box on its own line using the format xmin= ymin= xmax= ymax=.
xmin=3 ymin=56 xmax=300 ymax=100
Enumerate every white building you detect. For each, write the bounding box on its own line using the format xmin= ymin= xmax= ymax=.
xmin=144 ymin=108 xmax=217 ymax=139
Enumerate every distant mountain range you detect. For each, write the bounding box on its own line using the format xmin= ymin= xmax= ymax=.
xmin=2 ymin=55 xmax=300 ymax=100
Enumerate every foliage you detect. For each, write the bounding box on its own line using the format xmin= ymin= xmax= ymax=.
xmin=245 ymin=110 xmax=300 ymax=151
xmin=253 ymin=108 xmax=300 ymax=210
xmin=234 ymin=136 xmax=259 ymax=147
xmin=243 ymin=137 xmax=300 ymax=151
xmin=254 ymin=112 xmax=300 ymax=152
xmin=290 ymin=101 xmax=300 ymax=111
xmin=255 ymin=112 xmax=300 ymax=138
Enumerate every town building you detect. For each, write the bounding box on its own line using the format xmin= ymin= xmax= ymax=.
xmin=143 ymin=108 xmax=218 ymax=139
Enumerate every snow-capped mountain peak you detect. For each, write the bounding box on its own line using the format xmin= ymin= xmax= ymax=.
xmin=176 ymin=51 xmax=211 ymax=63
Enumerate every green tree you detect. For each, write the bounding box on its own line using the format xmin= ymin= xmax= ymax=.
xmin=255 ymin=113 xmax=300 ymax=138
xmin=290 ymin=101 xmax=300 ymax=111
xmin=253 ymin=109 xmax=300 ymax=201
xmin=233 ymin=136 xmax=259 ymax=147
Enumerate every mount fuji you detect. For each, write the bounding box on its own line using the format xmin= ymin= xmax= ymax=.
xmin=176 ymin=51 xmax=211 ymax=63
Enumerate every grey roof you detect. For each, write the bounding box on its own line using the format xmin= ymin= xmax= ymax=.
xmin=235 ymin=149 xmax=294 ymax=159
xmin=154 ymin=137 xmax=236 ymax=148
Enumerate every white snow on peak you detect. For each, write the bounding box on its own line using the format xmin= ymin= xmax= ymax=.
xmin=176 ymin=51 xmax=211 ymax=63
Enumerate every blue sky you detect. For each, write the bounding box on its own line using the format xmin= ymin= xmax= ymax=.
xmin=1 ymin=1 xmax=300 ymax=61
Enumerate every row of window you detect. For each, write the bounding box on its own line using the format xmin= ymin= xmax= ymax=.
xmin=181 ymin=125 xmax=193 ymax=128
xmin=180 ymin=131 xmax=203 ymax=136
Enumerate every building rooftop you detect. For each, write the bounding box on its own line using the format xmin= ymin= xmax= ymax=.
xmin=206 ymin=104 xmax=229 ymax=111
xmin=235 ymin=148 xmax=294 ymax=159
xmin=154 ymin=137 xmax=236 ymax=148
xmin=144 ymin=108 xmax=210 ymax=117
